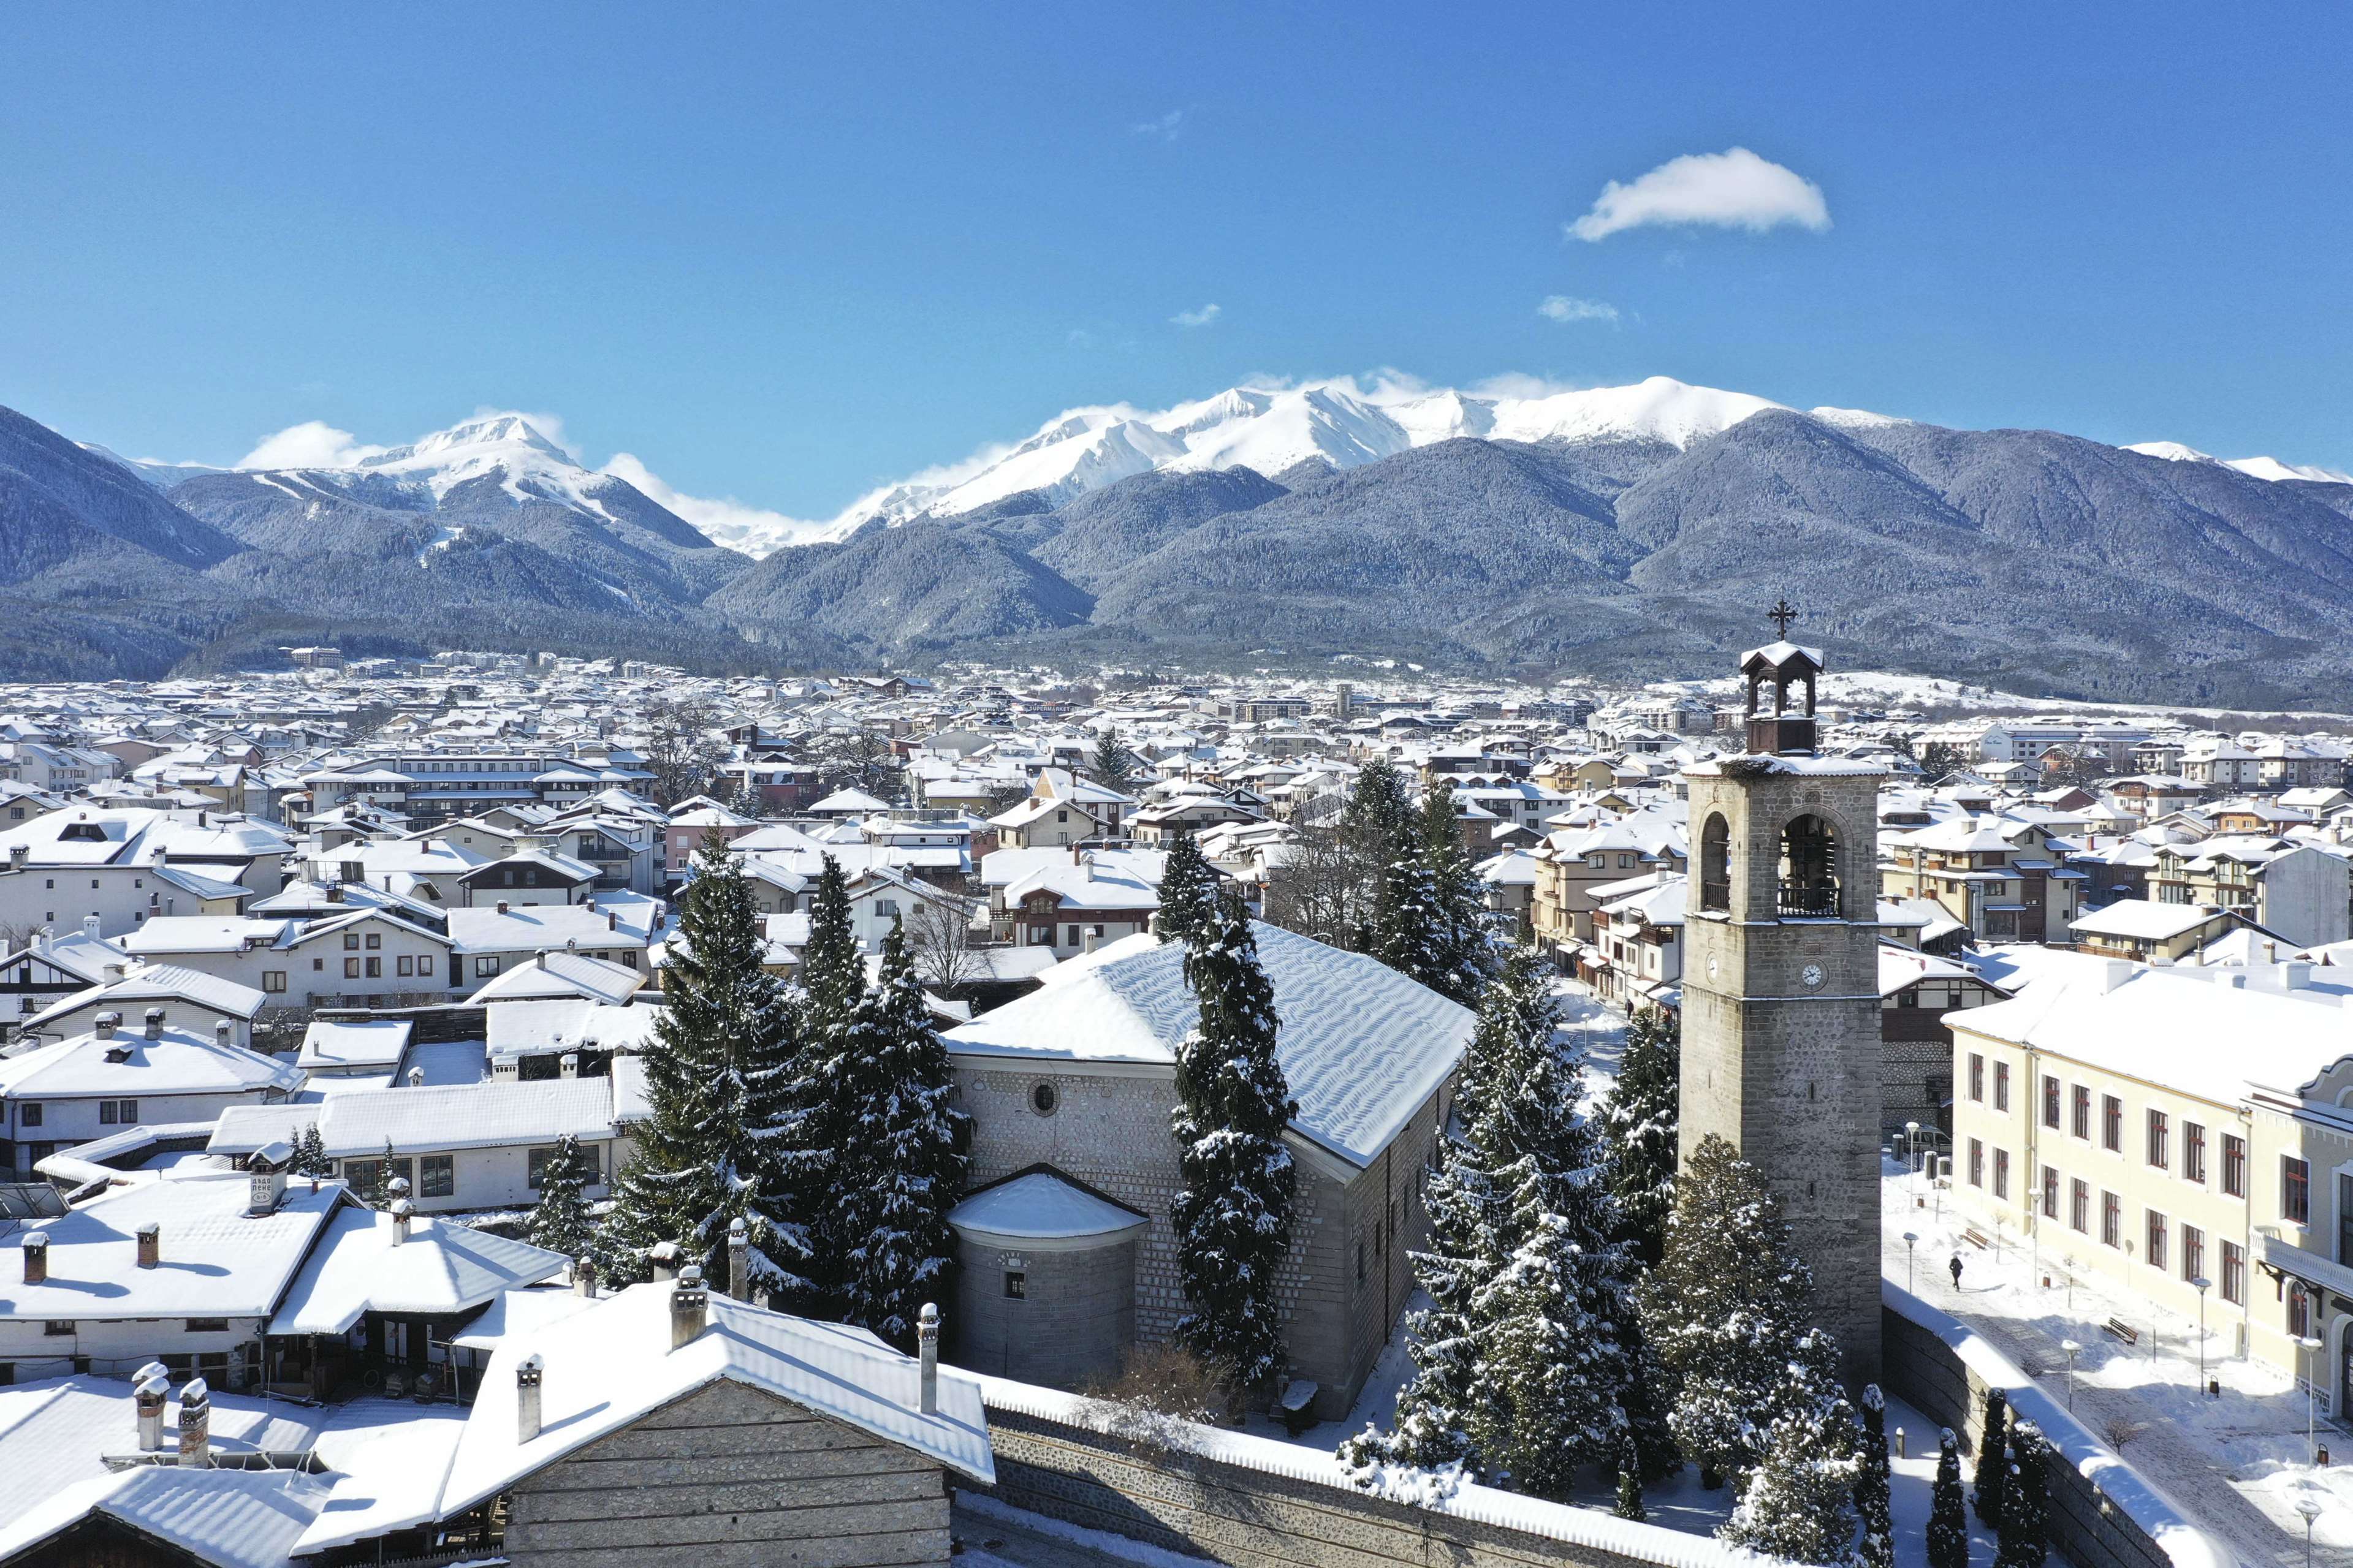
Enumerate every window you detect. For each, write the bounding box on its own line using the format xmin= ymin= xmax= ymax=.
xmin=1967 ymin=1138 xmax=1984 ymax=1187
xmin=262 ymin=971 xmax=287 ymax=993
xmin=2102 ymin=1095 xmax=2123 ymax=1152
xmin=2146 ymin=1109 xmax=2169 ymax=1170
xmin=2340 ymin=1173 xmax=2353 ymax=1268
xmin=475 ymin=956 xmax=500 ymax=977
xmin=364 ymin=957 xmax=381 ymax=979
xmin=528 ymin=1144 xmax=599 ymax=1189
xmin=2221 ymin=1240 xmax=2245 ymax=1306
xmin=364 ymin=933 xmax=381 ymax=950
xmin=1028 ymin=1082 xmax=1058 ymax=1116
xmin=97 ymin=1099 xmax=137 ymax=1126
xmin=420 ymin=1155 xmax=454 ymax=1199
xmin=2145 ymin=1210 xmax=2168 ymax=1270
xmin=2070 ymin=1178 xmax=2090 ymax=1233
xmin=1003 ymin=1270 xmax=1026 ymax=1299
xmin=1969 ymin=1055 xmax=1985 ymax=1103
xmin=1993 ymin=1148 xmax=2009 ymax=1200
xmin=2283 ymin=1154 xmax=2309 ymax=1222
xmin=1698 ymin=813 xmax=1730 ymax=911
xmin=2102 ymin=1191 xmax=2121 ymax=1247
xmin=2184 ymin=1123 xmax=2206 ymax=1184
xmin=2221 ymin=1134 xmax=2246 ymax=1198
xmin=1994 ymin=1062 xmax=2010 ymax=1112
xmin=2042 ymin=1075 xmax=2061 ymax=1130
xmin=397 ymin=955 xmax=413 ymax=977
xmin=343 ymin=1156 xmax=412 ymax=1193
xmin=2041 ymin=1166 xmax=2059 ymax=1220
xmin=2181 ymin=1222 xmax=2204 ymax=1284
xmin=344 ymin=933 xmax=360 ymax=950
xmin=18 ymin=1103 xmax=39 ymax=1129
xmin=43 ymin=1320 xmax=73 ymax=1337
xmin=184 ymin=1318 xmax=229 ymax=1334
xmin=344 ymin=957 xmax=361 ymax=979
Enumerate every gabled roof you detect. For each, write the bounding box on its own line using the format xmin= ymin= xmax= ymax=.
xmin=268 ymin=1208 xmax=569 ymax=1335
xmin=0 ymin=1174 xmax=341 ymax=1321
xmin=468 ymin=949 xmax=645 ymax=1007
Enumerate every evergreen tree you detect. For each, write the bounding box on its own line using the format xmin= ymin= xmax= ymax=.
xmin=291 ymin=1124 xmax=332 ymax=1179
xmin=1636 ymin=1134 xmax=1820 ymax=1484
xmin=1974 ymin=1388 xmax=2010 ymax=1528
xmin=527 ymin=1134 xmax=595 ymax=1259
xmin=1995 ymin=1422 xmax=2050 ymax=1568
xmin=786 ymin=850 xmax=867 ymax=1301
xmin=367 ymin=1140 xmax=401 ymax=1210
xmin=1156 ymin=832 xmax=1220 ymax=947
xmin=1720 ymin=1334 xmax=1864 ymax=1562
xmin=1089 ymin=726 xmax=1141 ymax=796
xmin=1928 ymin=1428 xmax=1971 ymax=1568
xmin=1339 ymin=758 xmax=1420 ymax=951
xmin=1613 ymin=1431 xmax=1646 ymax=1521
xmin=832 ymin=920 xmax=970 ymax=1350
xmin=1372 ymin=852 xmax=1450 ymax=994
xmin=1855 ymin=1382 xmax=1895 ymax=1568
xmin=596 ymin=830 xmax=810 ymax=1301
xmin=1415 ymin=784 xmax=1496 ymax=1006
xmin=1601 ymin=1007 xmax=1680 ymax=1268
xmin=800 ymin=854 xmax=865 ymax=1024
xmin=1469 ymin=1205 xmax=1627 ymax=1498
xmin=1169 ymin=892 xmax=1298 ymax=1388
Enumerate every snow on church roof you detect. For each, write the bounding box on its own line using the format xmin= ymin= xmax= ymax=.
xmin=945 ymin=922 xmax=1470 ymax=1169
xmin=948 ymin=1170 xmax=1150 ymax=1246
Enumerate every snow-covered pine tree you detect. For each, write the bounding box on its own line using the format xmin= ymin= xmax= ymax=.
xmin=1470 ymin=1206 xmax=1627 ymax=1499
xmin=1855 ymin=1382 xmax=1895 ymax=1568
xmin=1974 ymin=1387 xmax=2010 ymax=1528
xmin=1340 ymin=757 xmax=1419 ymax=951
xmin=1169 ymin=892 xmax=1298 ymax=1389
xmin=1636 ymin=1133 xmax=1818 ymax=1485
xmin=800 ymin=853 xmax=865 ymax=1023
xmin=1928 ymin=1428 xmax=1971 ymax=1568
xmin=1613 ymin=1431 xmax=1646 ymax=1521
xmin=1089 ymin=726 xmax=1141 ymax=796
xmin=367 ymin=1139 xmax=401 ymax=1210
xmin=291 ymin=1124 xmax=332 ymax=1178
xmin=1601 ymin=1007 xmax=1679 ymax=1268
xmin=1415 ymin=784 xmax=1496 ymax=1006
xmin=595 ymin=830 xmax=810 ymax=1302
xmin=528 ymin=1134 xmax=595 ymax=1259
xmin=1720 ymin=1329 xmax=1863 ymax=1561
xmin=789 ymin=850 xmax=868 ymax=1303
xmin=1995 ymin=1421 xmax=2050 ymax=1568
xmin=1155 ymin=831 xmax=1220 ymax=948
xmin=834 ymin=919 xmax=970 ymax=1350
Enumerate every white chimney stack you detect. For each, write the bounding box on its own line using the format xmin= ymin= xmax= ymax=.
xmin=94 ymin=1011 xmax=119 ymax=1042
xmin=727 ymin=1217 xmax=750 ymax=1302
xmin=574 ymin=1256 xmax=598 ymax=1298
xmin=516 ymin=1353 xmax=544 ymax=1442
xmin=82 ymin=914 xmax=102 ymax=941
xmin=389 ymin=1197 xmax=414 ymax=1245
xmin=408 ymin=1066 xmax=424 ymax=1088
xmin=650 ymin=1240 xmax=680 ymax=1282
xmin=671 ymin=1265 xmax=709 ymax=1350
xmin=143 ymin=1007 xmax=165 ymax=1041
xmin=134 ymin=1365 xmax=170 ymax=1452
xmin=560 ymin=1052 xmax=579 ymax=1079
xmin=176 ymin=1378 xmax=211 ymax=1467
xmin=215 ymin=1020 xmax=234 ymax=1048
xmin=918 ymin=1303 xmax=939 ymax=1415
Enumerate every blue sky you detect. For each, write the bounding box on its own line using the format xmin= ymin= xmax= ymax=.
xmin=4 ymin=2 xmax=2349 ymax=521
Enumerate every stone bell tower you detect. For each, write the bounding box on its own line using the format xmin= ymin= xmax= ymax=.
xmin=1680 ymin=602 xmax=1885 ymax=1385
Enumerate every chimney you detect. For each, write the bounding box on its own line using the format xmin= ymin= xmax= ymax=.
xmin=6 ymin=843 xmax=25 ymax=866
xmin=389 ymin=1197 xmax=414 ymax=1245
xmin=82 ymin=914 xmax=101 ymax=941
xmin=559 ymin=1051 xmax=578 ymax=1078
xmin=215 ymin=1020 xmax=233 ymax=1048
xmin=325 ymin=882 xmax=343 ymax=903
xmin=607 ymin=909 xmax=618 ymax=931
xmin=2267 ymin=940 xmax=2279 ymax=963
xmin=1082 ymin=930 xmax=1097 ymax=955
xmin=671 ymin=1265 xmax=709 ymax=1350
xmin=137 ymin=1222 xmax=160 ymax=1268
xmin=407 ymin=1066 xmax=424 ymax=1088
xmin=23 ymin=1230 xmax=48 ymax=1284
xmin=727 ymin=1218 xmax=750 ymax=1302
xmin=574 ymin=1255 xmax=598 ymax=1298
xmin=649 ymin=1240 xmax=680 ymax=1282
xmin=536 ymin=949 xmax=549 ymax=969
xmin=94 ymin=1011 xmax=119 ymax=1042
xmin=918 ymin=1303 xmax=939 ymax=1415
xmin=515 ymin=1354 xmax=544 ymax=1442
xmin=496 ymin=900 xmax=509 ymax=915
xmin=143 ymin=1007 xmax=165 ymax=1041
xmin=176 ymin=1378 xmax=210 ymax=1466
xmin=134 ymin=1365 xmax=170 ymax=1452
xmin=2095 ymin=959 xmax=2134 ymax=994
xmin=103 ymin=963 xmax=126 ymax=982
xmin=2286 ymin=961 xmax=2314 ymax=991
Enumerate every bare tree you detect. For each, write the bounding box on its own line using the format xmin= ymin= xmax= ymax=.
xmin=806 ymin=727 xmax=903 ymax=801
xmin=905 ymin=895 xmax=991 ymax=997
xmin=1261 ymin=818 xmax=1359 ymax=946
xmin=642 ymin=700 xmax=729 ymax=808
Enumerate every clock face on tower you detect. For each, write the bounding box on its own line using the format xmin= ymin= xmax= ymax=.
xmin=1801 ymin=963 xmax=1825 ymax=989
xmin=1707 ymin=957 xmax=1719 ymax=980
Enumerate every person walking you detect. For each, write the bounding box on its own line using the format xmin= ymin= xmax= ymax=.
xmin=1948 ymin=1252 xmax=1964 ymax=1292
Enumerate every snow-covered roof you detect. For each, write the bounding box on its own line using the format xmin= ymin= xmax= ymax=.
xmin=269 ymin=1208 xmax=569 ymax=1335
xmin=444 ymin=899 xmax=655 ymax=953
xmin=467 ymin=949 xmax=646 ymax=1007
xmin=440 ymin=1284 xmax=994 ymax=1515
xmin=1740 ymin=640 xmax=1826 ymax=668
xmin=946 ymin=922 xmax=1469 ymax=1169
xmin=485 ymin=996 xmax=666 ymax=1061
xmin=213 ymin=1075 xmax=625 ymax=1160
xmin=0 ymin=1022 xmax=301 ymax=1100
xmin=448 ymin=1282 xmax=599 ymax=1349
xmin=948 ymin=1170 xmax=1150 ymax=1249
xmin=2068 ymin=899 xmax=2232 ymax=942
xmin=1 ymin=1174 xmax=342 ymax=1322
xmin=297 ymin=1018 xmax=414 ymax=1071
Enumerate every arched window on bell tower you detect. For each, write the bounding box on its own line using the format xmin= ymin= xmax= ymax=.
xmin=1699 ymin=813 xmax=1730 ymax=911
xmin=1778 ymin=814 xmax=1840 ymax=918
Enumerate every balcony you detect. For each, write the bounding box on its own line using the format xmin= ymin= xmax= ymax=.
xmin=1777 ymin=879 xmax=1841 ymax=918
xmin=1698 ymin=879 xmax=1731 ymax=912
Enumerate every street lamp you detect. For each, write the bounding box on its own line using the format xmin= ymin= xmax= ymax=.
xmin=2297 ymin=1328 xmax=2325 ymax=1467
xmin=1903 ymin=1231 xmax=1920 ymax=1294
xmin=2061 ymin=1338 xmax=2083 ymax=1414
xmin=2296 ymin=1496 xmax=2322 ymax=1568
xmin=1906 ymin=1120 xmax=1922 ymax=1178
xmin=2191 ymin=1276 xmax=2212 ymax=1394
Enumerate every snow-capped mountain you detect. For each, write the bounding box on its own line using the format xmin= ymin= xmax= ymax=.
xmin=2122 ymin=440 xmax=2353 ymax=486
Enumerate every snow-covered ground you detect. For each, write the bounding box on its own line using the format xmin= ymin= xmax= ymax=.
xmin=1884 ymin=1162 xmax=2345 ymax=1561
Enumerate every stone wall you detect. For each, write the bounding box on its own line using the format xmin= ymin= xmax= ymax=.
xmin=968 ymin=1376 xmax=1770 ymax=1568
xmin=1879 ymin=1286 xmax=2230 ymax=1568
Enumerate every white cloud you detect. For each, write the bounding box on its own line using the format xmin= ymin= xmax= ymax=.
xmin=1133 ymin=108 xmax=1186 ymax=142
xmin=236 ymin=421 xmax=388 ymax=469
xmin=1568 ymin=146 xmax=1830 ymax=243
xmin=598 ymin=452 xmax=832 ymax=551
xmin=1537 ymin=294 xmax=1619 ymax=324
xmin=1170 ymin=303 xmax=1222 ymax=329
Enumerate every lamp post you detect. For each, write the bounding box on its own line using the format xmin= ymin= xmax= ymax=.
xmin=2192 ymin=1276 xmax=2212 ymax=1394
xmin=2061 ymin=1338 xmax=2083 ymax=1414
xmin=1903 ymin=1231 xmax=1919 ymax=1294
xmin=2297 ymin=1328 xmax=2325 ymax=1467
xmin=2296 ymin=1496 xmax=2322 ymax=1568
xmin=1906 ymin=1120 xmax=1922 ymax=1180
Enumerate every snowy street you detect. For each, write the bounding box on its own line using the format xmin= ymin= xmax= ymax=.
xmin=1884 ymin=1162 xmax=2353 ymax=1564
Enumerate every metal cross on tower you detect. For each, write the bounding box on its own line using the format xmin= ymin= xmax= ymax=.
xmin=1766 ymin=597 xmax=1800 ymax=637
